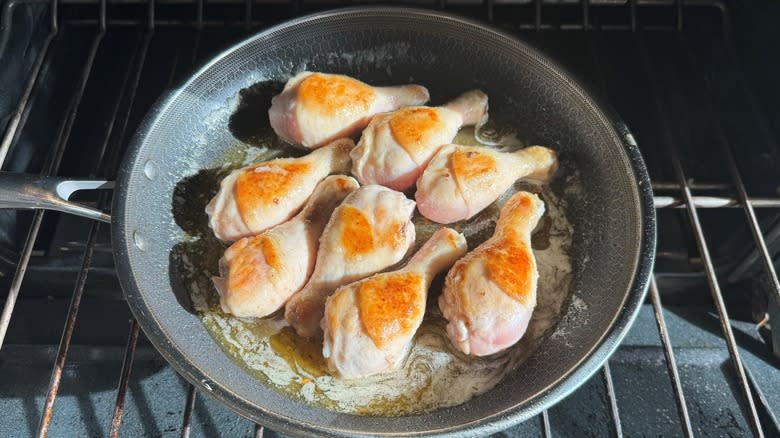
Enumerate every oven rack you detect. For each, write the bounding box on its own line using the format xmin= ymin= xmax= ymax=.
xmin=0 ymin=1 xmax=778 ymax=436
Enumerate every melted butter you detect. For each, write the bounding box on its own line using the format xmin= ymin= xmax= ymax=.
xmin=269 ymin=327 xmax=330 ymax=378
xmin=356 ymin=379 xmax=431 ymax=416
xmin=178 ymin=120 xmax=575 ymax=417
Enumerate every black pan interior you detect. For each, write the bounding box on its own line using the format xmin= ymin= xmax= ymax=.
xmin=113 ymin=7 xmax=655 ymax=437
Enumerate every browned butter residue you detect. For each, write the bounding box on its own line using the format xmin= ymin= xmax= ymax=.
xmin=358 ymin=272 xmax=424 ymax=348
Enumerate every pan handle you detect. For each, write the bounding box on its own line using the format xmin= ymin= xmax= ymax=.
xmin=0 ymin=172 xmax=114 ymax=223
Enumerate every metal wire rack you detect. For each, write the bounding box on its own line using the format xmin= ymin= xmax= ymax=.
xmin=0 ymin=0 xmax=778 ymax=436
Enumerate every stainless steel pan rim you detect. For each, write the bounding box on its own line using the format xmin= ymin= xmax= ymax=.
xmin=109 ymin=6 xmax=656 ymax=437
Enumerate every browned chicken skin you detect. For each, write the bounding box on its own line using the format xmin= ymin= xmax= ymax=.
xmin=212 ymin=175 xmax=359 ymax=318
xmin=205 ymin=138 xmax=354 ymax=241
xmin=439 ymin=191 xmax=545 ymax=356
xmin=322 ymin=228 xmax=467 ymax=378
xmin=350 ymin=90 xmax=489 ymax=191
xmin=284 ymin=185 xmax=417 ymax=338
xmin=269 ymin=72 xmax=429 ymax=148
xmin=416 ymin=145 xmax=557 ymax=224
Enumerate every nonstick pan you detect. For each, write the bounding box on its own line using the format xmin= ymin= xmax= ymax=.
xmin=0 ymin=7 xmax=655 ymax=437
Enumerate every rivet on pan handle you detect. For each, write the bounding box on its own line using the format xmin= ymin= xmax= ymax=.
xmin=0 ymin=172 xmax=113 ymax=223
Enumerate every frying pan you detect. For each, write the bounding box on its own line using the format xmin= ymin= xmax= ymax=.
xmin=0 ymin=7 xmax=655 ymax=437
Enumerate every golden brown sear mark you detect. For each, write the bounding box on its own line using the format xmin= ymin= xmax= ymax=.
xmin=338 ymin=205 xmax=408 ymax=260
xmin=227 ymin=235 xmax=279 ymax=291
xmin=484 ymin=239 xmax=534 ymax=305
xmin=389 ymin=107 xmax=443 ymax=154
xmin=234 ymin=161 xmax=310 ymax=224
xmin=450 ymin=148 xmax=497 ymax=181
xmin=358 ymin=272 xmax=424 ymax=348
xmin=298 ymin=73 xmax=375 ymax=116
xmin=338 ymin=205 xmax=375 ymax=258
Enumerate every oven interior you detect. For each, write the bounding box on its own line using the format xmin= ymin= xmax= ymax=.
xmin=1 ymin=0 xmax=780 ymax=436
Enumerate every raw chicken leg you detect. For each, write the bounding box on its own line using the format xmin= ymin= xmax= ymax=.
xmin=285 ymin=185 xmax=416 ymax=338
xmin=269 ymin=72 xmax=429 ymax=148
xmin=350 ymin=90 xmax=489 ymax=191
xmin=439 ymin=191 xmax=545 ymax=356
xmin=205 ymin=138 xmax=354 ymax=241
xmin=323 ymin=228 xmax=467 ymax=379
xmin=212 ymin=175 xmax=359 ymax=319
xmin=416 ymin=145 xmax=557 ymax=224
